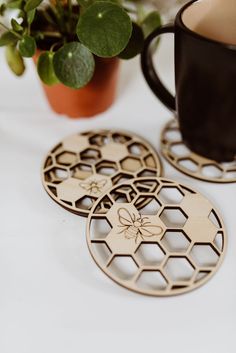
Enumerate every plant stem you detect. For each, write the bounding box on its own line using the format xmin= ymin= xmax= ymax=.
xmin=67 ymin=0 xmax=72 ymax=32
xmin=55 ymin=0 xmax=67 ymax=32
xmin=42 ymin=10 xmax=57 ymax=26
xmin=0 ymin=22 xmax=9 ymax=31
xmin=42 ymin=31 xmax=62 ymax=37
xmin=68 ymin=0 xmax=72 ymax=17
xmin=32 ymin=30 xmax=62 ymax=38
xmin=0 ymin=22 xmax=22 ymax=39
xmin=49 ymin=3 xmax=64 ymax=32
xmin=50 ymin=40 xmax=62 ymax=51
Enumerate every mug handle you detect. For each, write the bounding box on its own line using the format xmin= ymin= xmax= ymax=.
xmin=141 ymin=24 xmax=176 ymax=112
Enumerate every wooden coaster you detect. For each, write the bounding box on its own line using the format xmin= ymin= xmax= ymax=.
xmin=42 ymin=130 xmax=162 ymax=216
xmin=87 ymin=177 xmax=226 ymax=296
xmin=161 ymin=120 xmax=236 ymax=183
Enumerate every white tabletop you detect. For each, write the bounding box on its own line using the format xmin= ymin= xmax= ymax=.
xmin=1 ymin=37 xmax=235 ymax=353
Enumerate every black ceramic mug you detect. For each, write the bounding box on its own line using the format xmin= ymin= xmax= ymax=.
xmin=141 ymin=0 xmax=236 ymax=162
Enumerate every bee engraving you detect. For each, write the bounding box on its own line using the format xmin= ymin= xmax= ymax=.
xmin=80 ymin=179 xmax=107 ymax=195
xmin=117 ymin=208 xmax=163 ymax=243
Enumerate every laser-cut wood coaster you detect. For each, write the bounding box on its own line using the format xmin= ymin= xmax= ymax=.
xmin=86 ymin=177 xmax=226 ymax=296
xmin=42 ymin=130 xmax=162 ymax=217
xmin=161 ymin=120 xmax=236 ymax=183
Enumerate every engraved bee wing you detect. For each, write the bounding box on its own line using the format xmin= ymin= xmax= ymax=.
xmin=124 ymin=231 xmax=137 ymax=240
xmin=118 ymin=208 xmax=133 ymax=226
xmin=80 ymin=182 xmax=90 ymax=191
xmin=139 ymin=225 xmax=163 ymax=237
xmin=96 ymin=179 xmax=107 ymax=188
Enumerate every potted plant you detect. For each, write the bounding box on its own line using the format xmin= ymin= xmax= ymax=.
xmin=0 ymin=0 xmax=161 ymax=118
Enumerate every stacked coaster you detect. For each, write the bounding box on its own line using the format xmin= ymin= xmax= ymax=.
xmin=161 ymin=120 xmax=236 ymax=183
xmin=42 ymin=129 xmax=162 ymax=217
xmin=42 ymin=129 xmax=227 ymax=296
xmin=87 ymin=177 xmax=226 ymax=296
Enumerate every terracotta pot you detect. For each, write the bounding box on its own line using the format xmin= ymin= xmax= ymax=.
xmin=33 ymin=51 xmax=120 ymax=118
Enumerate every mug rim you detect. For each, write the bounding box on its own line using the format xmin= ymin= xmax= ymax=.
xmin=177 ymin=0 xmax=236 ymax=50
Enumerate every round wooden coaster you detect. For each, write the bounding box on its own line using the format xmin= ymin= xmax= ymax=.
xmin=42 ymin=130 xmax=162 ymax=217
xmin=87 ymin=177 xmax=226 ymax=296
xmin=161 ymin=120 xmax=236 ymax=183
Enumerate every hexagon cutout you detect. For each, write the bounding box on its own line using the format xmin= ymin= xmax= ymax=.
xmin=164 ymin=257 xmax=195 ymax=282
xmin=111 ymin=185 xmax=137 ymax=204
xmin=80 ymin=148 xmax=101 ymax=164
xmin=75 ymin=196 xmax=96 ymax=210
xmin=90 ymin=218 xmax=112 ymax=240
xmin=170 ymin=143 xmax=191 ymax=157
xmin=45 ymin=167 xmax=69 ymax=184
xmin=91 ymin=242 xmax=112 ymax=265
xmin=71 ymin=163 xmax=93 ymax=180
xmin=202 ymin=164 xmax=223 ymax=178
xmin=128 ymin=142 xmax=148 ymax=156
xmin=164 ymin=129 xmax=181 ymax=142
xmin=136 ymin=270 xmax=167 ymax=291
xmin=112 ymin=133 xmax=131 ymax=144
xmin=225 ymin=169 xmax=236 ymax=179
xmin=179 ymin=158 xmax=198 ymax=172
xmin=194 ymin=271 xmax=210 ymax=283
xmin=161 ymin=230 xmax=190 ymax=253
xmin=158 ymin=186 xmax=184 ymax=205
xmin=137 ymin=169 xmax=157 ymax=177
xmin=135 ymin=243 xmax=166 ymax=266
xmin=89 ymin=133 xmax=109 ymax=147
xmin=213 ymin=232 xmax=224 ymax=252
xmin=56 ymin=151 xmax=77 ymax=166
xmin=135 ymin=196 xmax=162 ymax=215
xmin=134 ymin=179 xmax=159 ymax=193
xmin=108 ymin=256 xmax=138 ymax=281
xmin=44 ymin=156 xmax=53 ymax=168
xmin=96 ymin=161 xmax=118 ymax=176
xmin=144 ymin=154 xmax=157 ymax=168
xmin=208 ymin=210 xmax=221 ymax=228
xmin=190 ymin=244 xmax=219 ymax=267
xmin=160 ymin=208 xmax=188 ymax=228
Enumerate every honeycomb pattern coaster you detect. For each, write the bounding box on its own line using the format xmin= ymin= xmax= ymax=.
xmin=42 ymin=130 xmax=162 ymax=217
xmin=161 ymin=120 xmax=236 ymax=183
xmin=86 ymin=177 xmax=226 ymax=296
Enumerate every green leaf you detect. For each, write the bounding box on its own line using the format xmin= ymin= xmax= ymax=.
xmin=5 ymin=45 xmax=25 ymax=76
xmin=119 ymin=22 xmax=144 ymax=60
xmin=0 ymin=3 xmax=6 ymax=15
xmin=7 ymin=0 xmax=23 ymax=9
xmin=19 ymin=35 xmax=36 ymax=57
xmin=77 ymin=1 xmax=132 ymax=57
xmin=53 ymin=42 xmax=95 ymax=89
xmin=11 ymin=19 xmax=23 ymax=32
xmin=18 ymin=10 xmax=26 ymax=20
xmin=27 ymin=9 xmax=36 ymax=24
xmin=24 ymin=0 xmax=43 ymax=12
xmin=141 ymin=11 xmax=162 ymax=38
xmin=37 ymin=51 xmax=59 ymax=86
xmin=0 ymin=31 xmax=18 ymax=47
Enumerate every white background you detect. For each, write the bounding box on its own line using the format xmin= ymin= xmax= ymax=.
xmin=0 ymin=36 xmax=235 ymax=353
